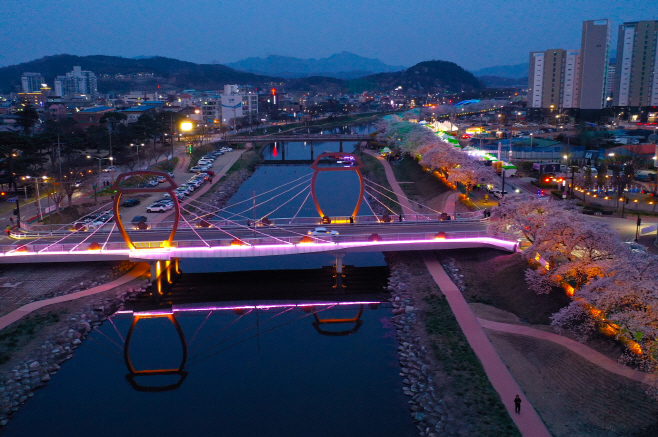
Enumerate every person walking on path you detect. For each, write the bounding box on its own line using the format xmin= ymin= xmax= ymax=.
xmin=514 ymin=395 xmax=522 ymax=414
xmin=5 ymin=225 xmax=10 ymax=236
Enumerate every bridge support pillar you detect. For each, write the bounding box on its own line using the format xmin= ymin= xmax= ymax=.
xmin=148 ymin=258 xmax=181 ymax=295
xmin=339 ymin=141 xmax=343 ymax=152
xmin=310 ymin=142 xmax=314 ymax=160
xmin=333 ymin=252 xmax=346 ymax=292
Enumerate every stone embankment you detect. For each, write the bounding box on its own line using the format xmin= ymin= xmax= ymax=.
xmin=387 ymin=260 xmax=459 ymax=437
xmin=0 ymin=278 xmax=150 ymax=428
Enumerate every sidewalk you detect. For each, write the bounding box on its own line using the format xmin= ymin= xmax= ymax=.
xmin=424 ymin=255 xmax=551 ymax=437
xmin=362 ymin=150 xmax=415 ymax=214
xmin=479 ymin=318 xmax=658 ymax=385
xmin=0 ymin=263 xmax=148 ymax=331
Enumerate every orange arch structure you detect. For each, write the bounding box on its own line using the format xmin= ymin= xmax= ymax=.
xmin=111 ymin=171 xmax=179 ymax=250
xmin=123 ymin=313 xmax=188 ymax=392
xmin=312 ymin=305 xmax=364 ymax=336
xmin=310 ymin=153 xmax=364 ymax=219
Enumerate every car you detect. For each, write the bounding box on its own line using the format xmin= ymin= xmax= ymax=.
xmin=492 ymin=190 xmax=509 ymax=199
xmin=122 ymin=198 xmax=140 ymax=207
xmin=179 ymin=183 xmax=195 ymax=191
xmin=146 ymin=203 xmax=173 ymax=213
xmin=175 ymin=187 xmax=191 ymax=195
xmin=147 ymin=179 xmax=159 ymax=187
xmin=73 ymin=180 xmax=83 ymax=188
xmin=308 ymin=227 xmax=339 ymax=237
xmin=167 ymin=172 xmax=175 ymax=178
xmin=200 ymin=164 xmax=212 ymax=171
xmin=156 ymin=176 xmax=166 ymax=183
xmin=102 ymin=166 xmax=117 ymax=172
xmin=131 ymin=215 xmax=147 ymax=223
xmin=189 ymin=166 xmax=202 ymax=173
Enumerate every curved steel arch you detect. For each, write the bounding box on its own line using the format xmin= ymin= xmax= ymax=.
xmin=111 ymin=171 xmax=179 ymax=250
xmin=310 ymin=153 xmax=364 ymax=219
xmin=311 ymin=305 xmax=364 ymax=336
xmin=123 ymin=313 xmax=188 ymax=378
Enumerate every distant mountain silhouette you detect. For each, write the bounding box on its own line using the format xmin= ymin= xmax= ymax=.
xmin=478 ymin=75 xmax=528 ymax=88
xmin=471 ymin=63 xmax=529 ymax=79
xmin=227 ymin=52 xmax=405 ymax=78
xmin=357 ymin=60 xmax=484 ymax=93
xmin=0 ymin=54 xmax=278 ymax=93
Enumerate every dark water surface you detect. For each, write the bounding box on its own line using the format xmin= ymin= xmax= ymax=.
xmin=1 ymin=127 xmax=416 ymax=436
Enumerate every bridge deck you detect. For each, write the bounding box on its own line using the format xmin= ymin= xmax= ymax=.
xmin=221 ymin=135 xmax=373 ymax=143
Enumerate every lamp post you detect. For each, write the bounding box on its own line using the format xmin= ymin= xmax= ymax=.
xmin=22 ymin=175 xmax=48 ymax=220
xmin=530 ymin=133 xmax=534 ymax=148
xmin=130 ymin=143 xmax=145 ymax=170
xmin=87 ymin=156 xmax=113 ymax=203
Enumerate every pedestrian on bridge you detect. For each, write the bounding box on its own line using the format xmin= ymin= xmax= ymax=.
xmin=514 ymin=395 xmax=522 ymax=414
xmin=6 ymin=225 xmax=10 ymax=236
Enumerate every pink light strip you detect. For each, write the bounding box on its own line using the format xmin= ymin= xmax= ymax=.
xmin=117 ymin=301 xmax=383 ymax=316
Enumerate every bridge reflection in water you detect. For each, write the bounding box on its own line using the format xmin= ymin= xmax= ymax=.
xmin=114 ymin=265 xmax=389 ymax=393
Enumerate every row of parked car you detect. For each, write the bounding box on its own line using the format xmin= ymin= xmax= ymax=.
xmin=72 ymin=210 xmax=114 ymax=231
xmin=162 ymin=172 xmax=213 ymax=203
xmin=189 ymin=147 xmax=232 ymax=173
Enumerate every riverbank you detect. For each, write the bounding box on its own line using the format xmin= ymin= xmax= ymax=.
xmin=0 ymin=262 xmax=150 ymax=428
xmin=385 ymin=251 xmax=519 ymax=436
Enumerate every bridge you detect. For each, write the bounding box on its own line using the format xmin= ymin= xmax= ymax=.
xmin=0 ymin=154 xmax=514 ymax=290
xmin=220 ymin=134 xmax=374 ymax=144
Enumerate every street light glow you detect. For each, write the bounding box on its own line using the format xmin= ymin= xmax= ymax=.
xmin=180 ymin=122 xmax=193 ymax=131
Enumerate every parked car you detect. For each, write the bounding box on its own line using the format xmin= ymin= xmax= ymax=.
xmin=189 ymin=166 xmax=202 ymax=173
xmin=122 ymin=198 xmax=140 ymax=207
xmin=308 ymin=227 xmax=339 ymax=236
xmin=146 ymin=203 xmax=173 ymax=213
xmin=167 ymin=172 xmax=175 ymax=178
xmin=156 ymin=176 xmax=166 ymax=183
xmin=147 ymin=179 xmax=159 ymax=187
xmin=131 ymin=215 xmax=147 ymax=223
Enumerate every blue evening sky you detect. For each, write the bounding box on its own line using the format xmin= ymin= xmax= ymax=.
xmin=0 ymin=0 xmax=655 ymax=70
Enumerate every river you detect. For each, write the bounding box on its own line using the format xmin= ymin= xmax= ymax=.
xmin=0 ymin=123 xmax=417 ymax=436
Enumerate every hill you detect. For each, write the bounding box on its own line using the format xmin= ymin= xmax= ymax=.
xmin=0 ymin=54 xmax=278 ymax=93
xmin=227 ymin=52 xmax=405 ymax=79
xmin=471 ymin=63 xmax=528 ymax=78
xmin=359 ymin=60 xmax=484 ymax=93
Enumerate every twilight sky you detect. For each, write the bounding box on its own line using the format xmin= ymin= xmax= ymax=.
xmin=0 ymin=0 xmax=655 ymax=70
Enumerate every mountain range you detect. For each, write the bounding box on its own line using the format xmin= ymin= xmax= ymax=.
xmin=227 ymin=52 xmax=405 ymax=79
xmin=0 ymin=54 xmax=483 ymax=94
xmin=471 ymin=63 xmax=528 ymax=79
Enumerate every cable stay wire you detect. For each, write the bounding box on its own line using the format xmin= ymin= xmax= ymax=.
xmin=188 ymin=309 xmax=253 ymax=355
xmin=183 ymin=202 xmax=294 ymax=245
xmin=364 ymin=177 xmax=441 ymax=214
xmin=188 ymin=307 xmax=294 ymax=362
xmin=261 ymin=185 xmax=310 ymax=219
xmin=361 ymin=193 xmax=380 ymax=219
xmin=364 ymin=189 xmax=398 ymax=215
xmin=11 ymin=201 xmax=112 ymax=253
xmin=187 ymin=198 xmax=328 ymax=243
xmin=177 ymin=207 xmax=213 ymax=247
xmin=107 ymin=316 xmax=125 ymax=344
xmin=363 ymin=182 xmax=431 ymax=219
xmin=290 ymin=190 xmax=313 ymax=224
xmin=188 ymin=305 xmax=337 ymax=367
xmin=101 ymin=223 xmax=117 ymax=250
xmin=187 ymin=310 xmax=214 ymax=349
xmin=69 ymin=212 xmax=117 ymax=252
xmin=186 ymin=173 xmax=313 ymax=221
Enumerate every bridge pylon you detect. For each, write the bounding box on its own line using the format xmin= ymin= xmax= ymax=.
xmin=149 ymin=258 xmax=181 ymax=295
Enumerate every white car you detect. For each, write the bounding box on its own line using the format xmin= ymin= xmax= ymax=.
xmin=308 ymin=227 xmax=339 ymax=237
xmin=102 ymin=166 xmax=117 ymax=172
xmin=146 ymin=203 xmax=173 ymax=213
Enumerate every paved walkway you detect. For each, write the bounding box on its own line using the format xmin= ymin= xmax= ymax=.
xmin=366 ymin=148 xmax=550 ymax=436
xmin=479 ymin=318 xmax=658 ymax=385
xmin=424 ymin=255 xmax=551 ymax=437
xmin=362 ymin=150 xmax=415 ymax=214
xmin=0 ymin=263 xmax=148 ymax=331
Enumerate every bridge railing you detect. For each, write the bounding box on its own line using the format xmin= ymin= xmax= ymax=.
xmin=1 ymin=230 xmax=514 ymax=255
xmin=17 ymin=211 xmax=487 ymax=235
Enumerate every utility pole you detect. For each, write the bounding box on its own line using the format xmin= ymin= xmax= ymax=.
xmin=636 ymin=214 xmax=641 ymax=241
xmin=253 ymin=191 xmax=256 ymax=237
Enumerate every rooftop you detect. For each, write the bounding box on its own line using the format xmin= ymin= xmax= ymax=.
xmin=79 ymin=106 xmax=113 ymax=113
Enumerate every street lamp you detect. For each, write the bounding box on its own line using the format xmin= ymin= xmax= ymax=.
xmin=130 ymin=143 xmax=145 ymax=170
xmin=87 ymin=155 xmax=113 ymax=203
xmin=530 ymin=133 xmax=534 ymax=148
xmin=22 ymin=175 xmax=48 ymax=220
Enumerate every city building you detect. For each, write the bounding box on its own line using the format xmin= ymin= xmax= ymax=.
xmin=578 ymin=19 xmax=612 ymax=111
xmin=528 ymin=49 xmax=581 ymax=110
xmin=21 ymin=73 xmax=45 ymax=93
xmin=71 ymin=106 xmax=114 ymax=131
xmin=605 ymin=64 xmax=616 ymax=106
xmin=221 ymin=85 xmax=258 ymax=126
xmin=54 ymin=66 xmax=98 ymax=100
xmin=613 ymin=20 xmax=658 ymax=113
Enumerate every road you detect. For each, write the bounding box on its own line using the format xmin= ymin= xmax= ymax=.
xmin=1 ymin=220 xmax=488 ymax=247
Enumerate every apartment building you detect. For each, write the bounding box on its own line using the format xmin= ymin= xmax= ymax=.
xmin=614 ymin=20 xmax=658 ymax=108
xmin=21 ymin=73 xmax=45 ymax=93
xmin=578 ymin=19 xmax=611 ymax=110
xmin=54 ymin=66 xmax=98 ymax=100
xmin=528 ymin=49 xmax=581 ymax=110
